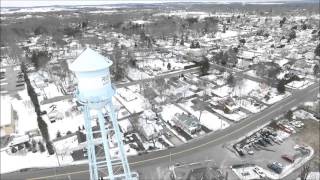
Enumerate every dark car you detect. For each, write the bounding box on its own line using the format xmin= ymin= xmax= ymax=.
xmin=267 ymin=162 xmax=283 ymax=174
xmin=258 ymin=139 xmax=267 ymax=147
xmin=281 ymin=155 xmax=295 ymax=163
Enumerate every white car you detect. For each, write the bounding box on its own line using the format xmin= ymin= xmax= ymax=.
xmin=291 ymin=121 xmax=304 ymax=128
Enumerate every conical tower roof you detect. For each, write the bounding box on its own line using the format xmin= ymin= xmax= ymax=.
xmin=70 ymin=48 xmax=113 ymax=72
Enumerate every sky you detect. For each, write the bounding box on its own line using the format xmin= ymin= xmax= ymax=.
xmin=1 ymin=0 xmax=303 ymax=8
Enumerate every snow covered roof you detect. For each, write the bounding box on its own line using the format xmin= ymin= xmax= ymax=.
xmin=69 ymin=48 xmax=113 ymax=72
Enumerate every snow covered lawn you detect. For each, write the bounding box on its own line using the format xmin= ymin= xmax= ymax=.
xmin=41 ymin=100 xmax=86 ymax=140
xmin=199 ymin=111 xmax=230 ymax=131
xmin=160 ymin=104 xmax=185 ymax=124
xmin=1 ymin=148 xmax=73 ymax=174
xmin=12 ymin=89 xmax=38 ymax=134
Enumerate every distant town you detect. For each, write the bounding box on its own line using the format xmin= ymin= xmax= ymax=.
xmin=0 ymin=1 xmax=319 ymax=180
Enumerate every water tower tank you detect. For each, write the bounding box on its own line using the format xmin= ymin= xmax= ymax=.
xmin=69 ymin=48 xmax=114 ymax=103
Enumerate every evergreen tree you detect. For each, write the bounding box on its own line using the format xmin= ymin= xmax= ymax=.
xmin=286 ymin=110 xmax=293 ymax=121
xmin=46 ymin=142 xmax=55 ymax=155
xmin=227 ymin=74 xmax=236 ymax=87
xmin=314 ymin=44 xmax=320 ymax=57
xmin=313 ymin=64 xmax=319 ymax=75
xmin=167 ymin=63 xmax=171 ymax=70
xmin=38 ymin=141 xmax=46 ymax=152
xmin=200 ymin=56 xmax=210 ymax=76
xmin=32 ymin=139 xmax=37 ymax=153
xmin=277 ymin=80 xmax=286 ymax=94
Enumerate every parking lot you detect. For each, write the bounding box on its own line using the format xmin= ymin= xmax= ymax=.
xmin=229 ymin=110 xmax=318 ymax=179
xmin=0 ymin=65 xmax=25 ymax=94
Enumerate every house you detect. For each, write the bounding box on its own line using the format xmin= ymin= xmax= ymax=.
xmin=172 ymin=113 xmax=201 ymax=134
xmin=137 ymin=119 xmax=163 ymax=141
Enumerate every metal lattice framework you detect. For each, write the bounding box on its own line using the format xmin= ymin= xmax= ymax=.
xmin=76 ymin=89 xmax=137 ymax=180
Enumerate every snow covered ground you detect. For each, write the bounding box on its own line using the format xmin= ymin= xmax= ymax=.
xmin=41 ymin=100 xmax=86 ymax=140
xmin=199 ymin=111 xmax=230 ymax=131
xmin=127 ymin=68 xmax=150 ymax=81
xmin=161 ymin=104 xmax=185 ymax=124
xmin=293 ymin=109 xmax=318 ymax=121
xmin=232 ymin=165 xmax=262 ymax=180
xmin=177 ymin=98 xmax=230 ymax=130
xmin=0 ymin=146 xmax=73 ymax=174
xmin=153 ymin=11 xmax=210 ymax=20
xmin=11 ymin=89 xmax=38 ymax=134
xmin=285 ymin=80 xmax=314 ymax=90
xmin=250 ymin=87 xmax=291 ymax=105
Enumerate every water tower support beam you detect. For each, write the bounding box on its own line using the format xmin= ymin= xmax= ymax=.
xmin=97 ymin=109 xmax=114 ymax=180
xmin=108 ymin=102 xmax=132 ymax=180
xmin=84 ymin=105 xmax=99 ymax=180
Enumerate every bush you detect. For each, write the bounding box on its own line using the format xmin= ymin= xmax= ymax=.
xmin=24 ymin=142 xmax=31 ymax=149
xmin=34 ymin=26 xmax=47 ymax=35
xmin=239 ymin=38 xmax=246 ymax=44
xmin=167 ymin=63 xmax=171 ymax=70
xmin=11 ymin=146 xmax=17 ymax=153
xmin=56 ymin=131 xmax=61 ymax=138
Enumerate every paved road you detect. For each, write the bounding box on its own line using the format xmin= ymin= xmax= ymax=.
xmin=2 ymin=82 xmax=318 ymax=180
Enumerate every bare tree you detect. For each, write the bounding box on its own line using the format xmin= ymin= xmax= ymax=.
xmin=300 ymin=163 xmax=311 ymax=180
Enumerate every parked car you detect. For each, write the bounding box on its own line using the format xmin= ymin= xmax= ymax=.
xmin=281 ymin=155 xmax=295 ymax=163
xmin=290 ymin=121 xmax=304 ymax=128
xmin=258 ymin=139 xmax=267 ymax=147
xmin=247 ymin=150 xmax=254 ymax=155
xmin=277 ymin=124 xmax=293 ymax=134
xmin=263 ymin=137 xmax=273 ymax=145
xmin=253 ymin=167 xmax=266 ymax=178
xmin=267 ymin=162 xmax=283 ymax=174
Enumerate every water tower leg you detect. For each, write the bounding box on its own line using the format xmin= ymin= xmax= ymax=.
xmin=84 ymin=105 xmax=99 ymax=180
xmin=97 ymin=110 xmax=114 ymax=179
xmin=108 ymin=102 xmax=132 ymax=180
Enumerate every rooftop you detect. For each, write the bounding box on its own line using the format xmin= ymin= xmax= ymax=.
xmin=69 ymin=48 xmax=113 ymax=72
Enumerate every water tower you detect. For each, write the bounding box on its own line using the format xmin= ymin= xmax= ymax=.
xmin=70 ymin=48 xmax=135 ymax=180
